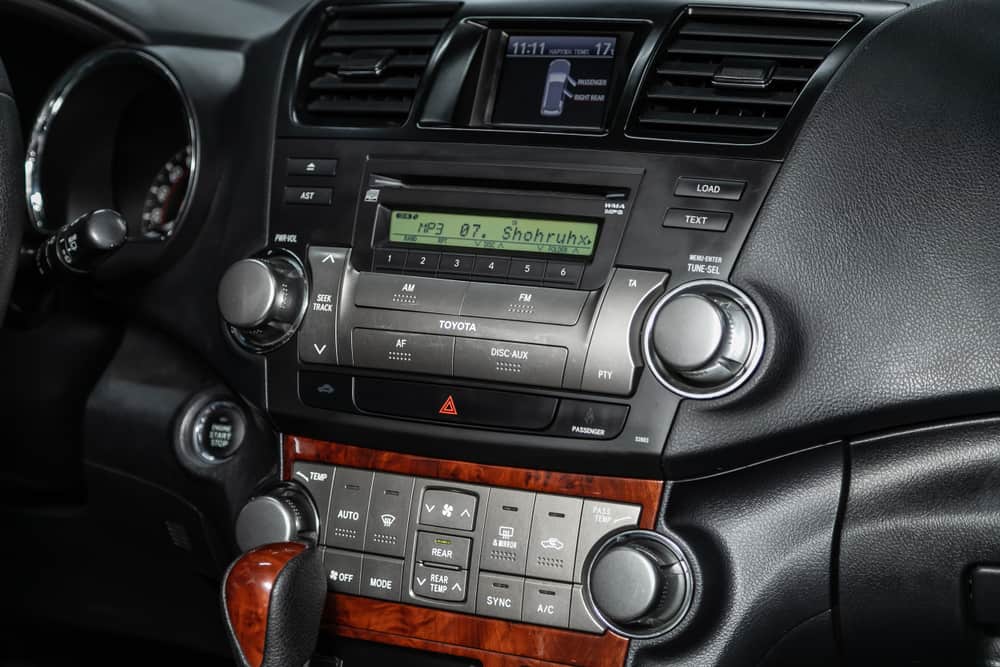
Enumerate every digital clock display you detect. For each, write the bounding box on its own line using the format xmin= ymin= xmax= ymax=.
xmin=388 ymin=210 xmax=599 ymax=257
xmin=492 ymin=35 xmax=618 ymax=130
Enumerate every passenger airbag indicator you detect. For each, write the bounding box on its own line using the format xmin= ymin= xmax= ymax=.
xmin=492 ymin=35 xmax=618 ymax=130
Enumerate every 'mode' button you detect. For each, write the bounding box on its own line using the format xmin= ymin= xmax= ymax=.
xmin=360 ymin=555 xmax=403 ymax=601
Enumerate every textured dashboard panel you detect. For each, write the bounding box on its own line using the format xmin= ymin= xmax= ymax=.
xmin=0 ymin=58 xmax=23 ymax=325
xmin=840 ymin=418 xmax=1000 ymax=664
xmin=666 ymin=0 xmax=1000 ymax=477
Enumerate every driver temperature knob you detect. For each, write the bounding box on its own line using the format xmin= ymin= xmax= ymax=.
xmin=643 ymin=280 xmax=764 ymax=399
xmin=218 ymin=252 xmax=307 ymax=353
xmin=235 ymin=481 xmax=319 ymax=552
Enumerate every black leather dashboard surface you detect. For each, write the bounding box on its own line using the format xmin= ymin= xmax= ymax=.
xmin=666 ymin=0 xmax=1000 ymax=477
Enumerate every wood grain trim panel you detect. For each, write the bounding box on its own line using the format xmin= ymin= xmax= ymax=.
xmin=224 ymin=542 xmax=306 ymax=667
xmin=285 ymin=435 xmax=664 ymax=666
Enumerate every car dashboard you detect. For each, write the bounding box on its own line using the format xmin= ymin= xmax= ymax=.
xmin=3 ymin=0 xmax=1000 ymax=665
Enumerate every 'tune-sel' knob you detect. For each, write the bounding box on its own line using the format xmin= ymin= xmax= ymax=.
xmin=218 ymin=252 xmax=307 ymax=353
xmin=643 ymin=280 xmax=765 ymax=399
xmin=235 ymin=482 xmax=319 ymax=552
xmin=586 ymin=530 xmax=693 ymax=638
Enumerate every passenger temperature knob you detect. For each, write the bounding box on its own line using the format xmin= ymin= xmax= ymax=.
xmin=218 ymin=252 xmax=307 ymax=352
xmin=643 ymin=280 xmax=764 ymax=399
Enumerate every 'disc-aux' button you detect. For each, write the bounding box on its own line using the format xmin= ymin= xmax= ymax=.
xmin=454 ymin=338 xmax=567 ymax=389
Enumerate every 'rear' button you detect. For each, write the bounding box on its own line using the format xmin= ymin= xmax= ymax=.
xmin=663 ymin=208 xmax=732 ymax=232
xmin=674 ymin=177 xmax=745 ymax=201
xmin=415 ymin=531 xmax=472 ymax=568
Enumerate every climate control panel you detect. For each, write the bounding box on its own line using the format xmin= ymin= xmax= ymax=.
xmin=292 ymin=460 xmax=644 ymax=633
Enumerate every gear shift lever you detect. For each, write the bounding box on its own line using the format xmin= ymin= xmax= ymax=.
xmin=222 ymin=483 xmax=326 ymax=667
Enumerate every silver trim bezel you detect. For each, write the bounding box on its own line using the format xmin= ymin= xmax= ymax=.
xmin=641 ymin=279 xmax=766 ymax=400
xmin=25 ymin=47 xmax=200 ymax=237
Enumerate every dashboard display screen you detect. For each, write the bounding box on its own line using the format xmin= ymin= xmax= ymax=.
xmin=388 ymin=210 xmax=599 ymax=257
xmin=491 ymin=35 xmax=618 ymax=130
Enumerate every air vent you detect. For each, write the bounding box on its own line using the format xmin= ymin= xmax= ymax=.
xmin=631 ymin=8 xmax=859 ymax=143
xmin=296 ymin=4 xmax=457 ymax=127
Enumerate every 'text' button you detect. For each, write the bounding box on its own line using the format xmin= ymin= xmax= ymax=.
xmin=323 ymin=548 xmax=362 ymax=594
xmin=413 ymin=563 xmax=468 ymax=602
xmin=663 ymin=208 xmax=732 ymax=232
xmin=325 ymin=468 xmax=374 ymax=550
xmin=420 ymin=489 xmax=478 ymax=531
xmin=477 ymin=573 xmax=524 ymax=621
xmin=360 ymin=554 xmax=403 ymax=601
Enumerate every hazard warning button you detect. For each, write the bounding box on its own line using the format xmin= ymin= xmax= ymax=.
xmin=353 ymin=378 xmax=558 ymax=430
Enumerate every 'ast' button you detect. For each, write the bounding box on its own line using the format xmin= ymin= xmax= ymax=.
xmin=460 ymin=283 xmax=588 ymax=325
xmin=526 ymin=494 xmax=583 ymax=583
xmin=353 ymin=378 xmax=558 ymax=430
xmin=663 ymin=208 xmax=732 ymax=232
xmin=354 ymin=273 xmax=466 ymax=315
xmin=480 ymin=488 xmax=535 ymax=576
xmin=291 ymin=462 xmax=335 ymax=521
xmin=364 ymin=473 xmax=414 ymax=558
xmin=323 ymin=548 xmax=362 ymax=594
xmin=549 ymin=400 xmax=629 ymax=440
xmin=573 ymin=499 xmax=641 ymax=583
xmin=674 ymin=176 xmax=746 ymax=201
xmin=477 ymin=572 xmax=524 ymax=621
xmin=453 ymin=338 xmax=568 ymax=389
xmin=325 ymin=468 xmax=374 ymax=550
xmin=420 ymin=489 xmax=478 ymax=531
xmin=284 ymin=186 xmax=333 ymax=205
xmin=287 ymin=158 xmax=337 ymax=177
xmin=352 ymin=329 xmax=455 ymax=376
xmin=413 ymin=563 xmax=468 ymax=602
xmin=360 ymin=554 xmax=404 ymax=601
xmin=416 ymin=532 xmax=472 ymax=568
xmin=298 ymin=247 xmax=348 ymax=365
xmin=522 ymin=579 xmax=572 ymax=628
xmin=580 ymin=269 xmax=668 ymax=395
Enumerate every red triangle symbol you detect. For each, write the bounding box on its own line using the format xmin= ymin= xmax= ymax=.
xmin=438 ymin=395 xmax=458 ymax=416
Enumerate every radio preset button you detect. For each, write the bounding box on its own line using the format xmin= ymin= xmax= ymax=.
xmin=354 ymin=273 xmax=466 ymax=315
xmin=373 ymin=248 xmax=407 ymax=271
xmin=405 ymin=251 xmax=440 ymax=273
xmin=416 ymin=532 xmax=472 ymax=568
xmin=580 ymin=269 xmax=668 ymax=395
xmin=477 ymin=573 xmax=524 ymax=621
xmin=461 ymin=283 xmax=587 ymax=325
xmin=508 ymin=259 xmax=546 ymax=283
xmin=454 ymin=338 xmax=567 ymax=388
xmin=674 ymin=176 xmax=746 ymax=201
xmin=473 ymin=256 xmax=510 ymax=280
xmin=544 ymin=262 xmax=584 ymax=287
xmin=438 ymin=253 xmax=475 ymax=276
xmin=353 ymin=378 xmax=558 ymax=430
xmin=352 ymin=329 xmax=455 ymax=376
xmin=549 ymin=400 xmax=628 ymax=440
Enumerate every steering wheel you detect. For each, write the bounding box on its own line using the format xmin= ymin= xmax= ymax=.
xmin=0 ymin=58 xmax=23 ymax=323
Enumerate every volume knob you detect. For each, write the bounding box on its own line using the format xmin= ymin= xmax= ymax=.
xmin=218 ymin=252 xmax=307 ymax=353
xmin=643 ymin=280 xmax=764 ymax=399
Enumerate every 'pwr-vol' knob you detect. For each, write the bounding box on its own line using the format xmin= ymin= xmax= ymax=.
xmin=218 ymin=252 xmax=307 ymax=353
xmin=642 ymin=280 xmax=765 ymax=399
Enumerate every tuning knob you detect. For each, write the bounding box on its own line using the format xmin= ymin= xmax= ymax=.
xmin=235 ymin=482 xmax=319 ymax=552
xmin=585 ymin=530 xmax=692 ymax=638
xmin=218 ymin=252 xmax=307 ymax=353
xmin=643 ymin=280 xmax=764 ymax=399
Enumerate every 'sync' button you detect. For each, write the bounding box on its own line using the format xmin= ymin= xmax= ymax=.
xmin=477 ymin=573 xmax=524 ymax=621
xmin=674 ymin=176 xmax=746 ymax=201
